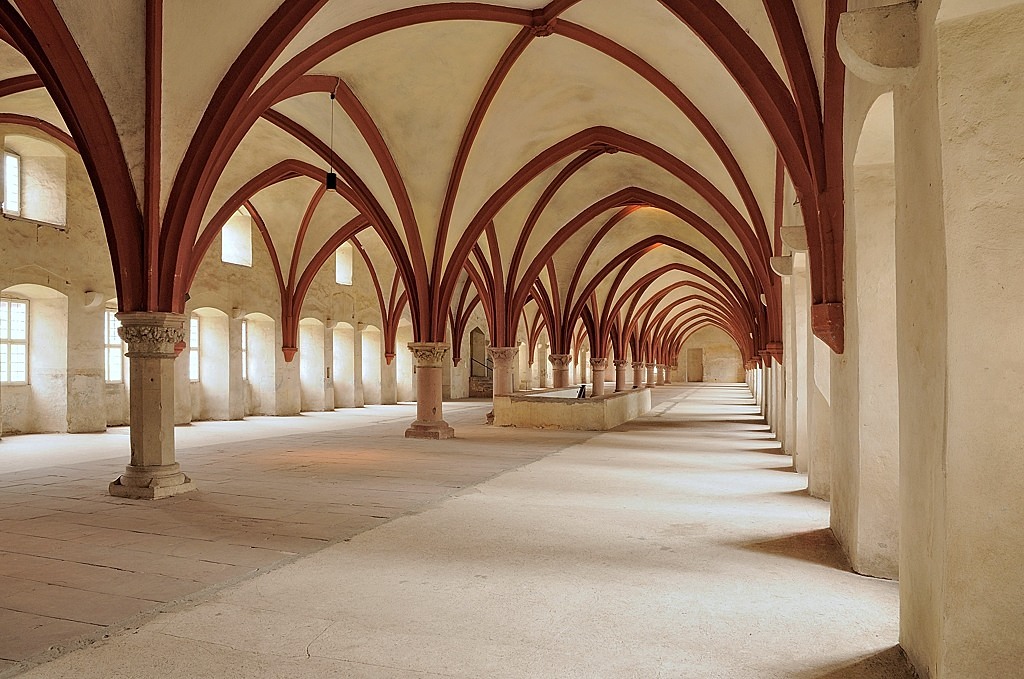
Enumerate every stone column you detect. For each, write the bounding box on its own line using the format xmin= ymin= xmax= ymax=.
xmin=631 ymin=361 xmax=644 ymax=388
xmin=589 ymin=357 xmax=608 ymax=397
xmin=645 ymin=363 xmax=657 ymax=388
xmin=109 ymin=312 xmax=196 ymax=499
xmin=664 ymin=365 xmax=673 ymax=385
xmin=405 ymin=343 xmax=455 ymax=439
xmin=536 ymin=343 xmax=548 ymax=388
xmin=487 ymin=346 xmax=518 ymax=396
xmin=656 ymin=364 xmax=666 ymax=386
xmin=548 ymin=353 xmax=571 ymax=388
xmin=613 ymin=359 xmax=629 ymax=392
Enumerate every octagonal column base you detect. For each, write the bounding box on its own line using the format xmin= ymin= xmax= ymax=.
xmin=109 ymin=463 xmax=196 ymax=500
xmin=405 ymin=420 xmax=456 ymax=440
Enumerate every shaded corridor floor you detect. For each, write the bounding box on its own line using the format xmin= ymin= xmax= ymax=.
xmin=3 ymin=386 xmax=913 ymax=678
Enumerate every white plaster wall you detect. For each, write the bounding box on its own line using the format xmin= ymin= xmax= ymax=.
xmin=679 ymin=326 xmax=743 ymax=382
xmin=299 ymin=319 xmax=328 ymax=412
xmin=890 ymin=1 xmax=949 ymax=672
xmin=332 ymin=323 xmax=357 ymax=408
xmin=245 ymin=314 xmax=278 ymax=416
xmin=0 ymin=291 xmax=68 ymax=435
xmin=930 ymin=5 xmax=1024 ymax=675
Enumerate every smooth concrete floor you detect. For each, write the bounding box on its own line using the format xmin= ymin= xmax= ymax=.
xmin=2 ymin=385 xmax=913 ymax=678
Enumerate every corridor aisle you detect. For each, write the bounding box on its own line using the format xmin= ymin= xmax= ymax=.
xmin=16 ymin=385 xmax=911 ymax=678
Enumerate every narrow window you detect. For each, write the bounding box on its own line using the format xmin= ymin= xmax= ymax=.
xmin=240 ymin=318 xmax=248 ymax=382
xmin=335 ymin=242 xmax=353 ymax=286
xmin=189 ymin=315 xmax=200 ymax=382
xmin=0 ymin=298 xmax=28 ymax=383
xmin=104 ymin=308 xmax=126 ymax=383
xmin=3 ymin=150 xmax=20 ymax=217
xmin=221 ymin=207 xmax=253 ymax=267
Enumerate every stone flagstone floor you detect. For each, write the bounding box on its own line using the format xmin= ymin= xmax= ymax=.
xmin=1 ymin=386 xmax=913 ymax=678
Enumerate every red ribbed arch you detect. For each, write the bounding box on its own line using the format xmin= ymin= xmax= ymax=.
xmin=557 ymin=236 xmax=754 ymax=349
xmin=446 ymin=126 xmax=774 ymax=339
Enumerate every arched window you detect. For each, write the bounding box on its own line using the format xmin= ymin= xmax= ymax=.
xmin=336 ymin=242 xmax=353 ymax=286
xmin=3 ymin=150 xmax=20 ymax=217
xmin=189 ymin=315 xmax=200 ymax=382
xmin=104 ymin=307 xmax=125 ymax=383
xmin=0 ymin=297 xmax=28 ymax=383
xmin=240 ymin=318 xmax=248 ymax=382
xmin=221 ymin=207 xmax=252 ymax=267
xmin=2 ymin=135 xmax=67 ymax=225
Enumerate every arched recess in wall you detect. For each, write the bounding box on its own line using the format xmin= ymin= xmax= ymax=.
xmin=332 ymin=321 xmax=358 ymax=408
xmin=2 ymin=134 xmax=67 ymax=226
xmin=190 ymin=307 xmax=230 ymax=421
xmin=469 ymin=327 xmax=487 ymax=378
xmin=516 ymin=339 xmax=528 ymax=390
xmin=0 ymin=283 xmax=67 ymax=434
xmin=535 ymin=329 xmax=549 ymax=389
xmin=244 ymin=312 xmax=277 ymax=416
xmin=395 ymin=319 xmax=414 ymax=403
xmin=680 ymin=326 xmax=743 ymax=383
xmin=298 ymin=317 xmax=329 ymax=412
xmin=846 ymin=91 xmax=900 ymax=579
xmin=362 ymin=324 xmax=382 ymax=405
xmin=103 ymin=296 xmax=129 ymax=428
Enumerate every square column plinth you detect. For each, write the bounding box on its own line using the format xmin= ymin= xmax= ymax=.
xmin=109 ymin=312 xmax=196 ymax=499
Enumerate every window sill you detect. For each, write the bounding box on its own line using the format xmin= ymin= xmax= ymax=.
xmin=2 ymin=212 xmax=69 ymax=233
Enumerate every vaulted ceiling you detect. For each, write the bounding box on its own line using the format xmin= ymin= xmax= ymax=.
xmin=0 ymin=0 xmax=846 ymax=361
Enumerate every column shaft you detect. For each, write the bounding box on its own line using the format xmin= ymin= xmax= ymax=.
xmin=590 ymin=358 xmax=608 ymax=397
xmin=405 ymin=343 xmax=455 ymax=439
xmin=613 ymin=359 xmax=628 ymax=392
xmin=548 ymin=354 xmax=571 ymax=388
xmin=109 ymin=312 xmax=196 ymax=500
xmin=632 ymin=362 xmax=644 ymax=388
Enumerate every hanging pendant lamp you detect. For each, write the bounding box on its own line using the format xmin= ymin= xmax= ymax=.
xmin=326 ymin=83 xmax=338 ymax=190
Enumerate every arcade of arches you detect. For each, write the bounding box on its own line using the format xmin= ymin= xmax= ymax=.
xmin=0 ymin=1 xmax=1020 ymax=677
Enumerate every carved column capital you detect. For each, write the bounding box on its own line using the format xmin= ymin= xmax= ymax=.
xmin=631 ymin=361 xmax=645 ymax=370
xmin=408 ymin=342 xmax=450 ymax=368
xmin=613 ymin=359 xmax=629 ymax=368
xmin=547 ymin=353 xmax=572 ymax=369
xmin=589 ymin=357 xmax=608 ymax=370
xmin=116 ymin=312 xmax=187 ymax=359
xmin=486 ymin=346 xmax=519 ymax=363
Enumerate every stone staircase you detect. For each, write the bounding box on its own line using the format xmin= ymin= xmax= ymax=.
xmin=469 ymin=375 xmax=493 ymax=398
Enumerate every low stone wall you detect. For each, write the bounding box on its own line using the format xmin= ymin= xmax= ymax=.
xmin=492 ymin=387 xmax=652 ymax=430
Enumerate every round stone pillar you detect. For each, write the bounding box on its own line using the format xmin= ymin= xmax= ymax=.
xmin=590 ymin=357 xmax=608 ymax=396
xmin=665 ymin=365 xmax=673 ymax=384
xmin=548 ymin=353 xmax=571 ymax=388
xmin=487 ymin=346 xmax=518 ymax=396
xmin=656 ymin=364 xmax=666 ymax=386
xmin=613 ymin=359 xmax=629 ymax=392
xmin=405 ymin=343 xmax=455 ymax=439
xmin=109 ymin=312 xmax=196 ymax=499
xmin=631 ymin=361 xmax=645 ymax=388
xmin=646 ymin=363 xmax=657 ymax=388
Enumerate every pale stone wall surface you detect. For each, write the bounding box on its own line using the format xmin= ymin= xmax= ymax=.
xmin=677 ymin=326 xmax=743 ymax=383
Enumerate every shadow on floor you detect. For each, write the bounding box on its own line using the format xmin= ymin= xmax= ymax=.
xmin=738 ymin=527 xmax=851 ymax=572
xmin=795 ymin=645 xmax=917 ymax=678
